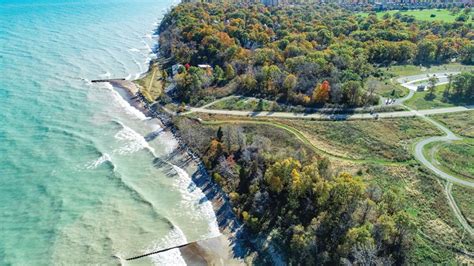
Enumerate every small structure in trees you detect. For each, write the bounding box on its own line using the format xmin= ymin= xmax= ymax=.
xmin=198 ymin=64 xmax=213 ymax=76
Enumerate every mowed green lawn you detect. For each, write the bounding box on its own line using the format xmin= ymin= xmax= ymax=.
xmin=404 ymin=83 xmax=474 ymax=110
xmin=359 ymin=9 xmax=472 ymax=23
xmin=382 ymin=64 xmax=474 ymax=77
xmin=404 ymin=84 xmax=456 ymax=109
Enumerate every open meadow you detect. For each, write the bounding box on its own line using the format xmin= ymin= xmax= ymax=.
xmin=359 ymin=8 xmax=473 ymax=23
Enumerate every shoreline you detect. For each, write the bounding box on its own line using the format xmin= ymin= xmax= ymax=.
xmin=108 ymin=79 xmax=251 ymax=264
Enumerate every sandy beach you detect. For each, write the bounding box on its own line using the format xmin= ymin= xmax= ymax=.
xmin=109 ymin=80 xmax=251 ymax=265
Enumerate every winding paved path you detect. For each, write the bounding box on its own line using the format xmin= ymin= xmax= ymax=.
xmin=410 ymin=111 xmax=472 ymax=187
xmin=397 ymin=74 xmax=474 ymax=236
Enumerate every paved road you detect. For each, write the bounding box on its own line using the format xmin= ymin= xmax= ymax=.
xmin=399 ymin=73 xmax=474 ymax=236
xmin=412 ymin=111 xmax=473 ymax=188
xmin=185 ymin=105 xmax=472 ymax=120
xmin=396 ymin=72 xmax=459 ymax=91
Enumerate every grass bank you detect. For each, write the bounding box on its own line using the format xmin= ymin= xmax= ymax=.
xmin=404 ymin=84 xmax=457 ymax=110
xmin=431 ymin=111 xmax=474 ymax=138
xmin=276 ymin=117 xmax=442 ymax=162
xmin=367 ymin=76 xmax=409 ymax=98
xmin=451 ymin=185 xmax=474 ymax=228
xmin=133 ymin=62 xmax=163 ymax=102
xmin=433 ymin=139 xmax=474 ymax=180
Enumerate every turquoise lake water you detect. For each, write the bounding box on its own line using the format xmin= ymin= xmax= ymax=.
xmin=0 ymin=1 xmax=219 ymax=264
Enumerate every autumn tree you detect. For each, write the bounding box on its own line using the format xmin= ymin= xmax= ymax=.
xmin=312 ymin=80 xmax=330 ymax=104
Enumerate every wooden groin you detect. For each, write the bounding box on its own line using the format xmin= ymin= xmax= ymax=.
xmin=91 ymin=78 xmax=126 ymax=83
xmin=126 ymin=242 xmax=193 ymax=261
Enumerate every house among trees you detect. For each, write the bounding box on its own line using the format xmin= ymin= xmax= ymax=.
xmin=198 ymin=64 xmax=213 ymax=75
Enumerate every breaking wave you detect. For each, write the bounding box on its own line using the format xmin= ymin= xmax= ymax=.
xmin=102 ymin=82 xmax=148 ymax=120
xmin=147 ymin=227 xmax=188 ymax=265
xmin=172 ymin=165 xmax=221 ymax=239
xmin=85 ymin=153 xmax=111 ymax=169
xmin=112 ymin=120 xmax=156 ymax=156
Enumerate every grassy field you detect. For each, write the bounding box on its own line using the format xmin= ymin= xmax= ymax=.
xmin=403 ymin=84 xmax=469 ymax=110
xmin=451 ymin=185 xmax=474 ymax=228
xmin=431 ymin=111 xmax=474 ymax=138
xmin=367 ymin=76 xmax=409 ymax=98
xmin=382 ymin=64 xmax=474 ymax=77
xmin=359 ymin=9 xmax=473 ymax=23
xmin=276 ymin=117 xmax=441 ymax=162
xmin=133 ymin=63 xmax=163 ymax=102
xmin=434 ymin=139 xmax=474 ymax=180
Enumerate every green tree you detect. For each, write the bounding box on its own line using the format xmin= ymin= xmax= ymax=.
xmin=416 ymin=40 xmax=437 ymax=65
xmin=342 ymin=81 xmax=362 ymax=106
xmin=427 ymin=75 xmax=439 ymax=96
xmin=225 ymin=64 xmax=236 ymax=80
xmin=459 ymin=43 xmax=474 ymax=65
xmin=213 ymin=65 xmax=225 ymax=84
xmin=282 ymin=74 xmax=297 ymax=101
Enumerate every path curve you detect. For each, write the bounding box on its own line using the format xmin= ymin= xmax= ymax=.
xmin=408 ymin=108 xmax=473 ymax=236
xmin=445 ymin=182 xmax=474 ymax=236
xmin=411 ymin=113 xmax=473 ymax=187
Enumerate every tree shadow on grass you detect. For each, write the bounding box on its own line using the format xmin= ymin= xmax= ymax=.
xmin=424 ymin=93 xmax=436 ymax=101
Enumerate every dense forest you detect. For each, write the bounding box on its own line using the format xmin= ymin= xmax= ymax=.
xmin=158 ymin=3 xmax=473 ymax=107
xmin=176 ymin=120 xmax=414 ymax=264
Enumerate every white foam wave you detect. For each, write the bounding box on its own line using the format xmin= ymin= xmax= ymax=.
xmin=147 ymin=227 xmax=187 ymax=266
xmin=172 ymin=165 xmax=221 ymax=239
xmin=129 ymin=48 xmax=140 ymax=52
xmin=85 ymin=153 xmax=111 ymax=169
xmin=103 ymin=83 xmax=148 ymax=120
xmin=125 ymin=74 xmax=132 ymax=80
xmin=114 ymin=121 xmax=156 ymax=156
xmin=141 ymin=40 xmax=153 ymax=53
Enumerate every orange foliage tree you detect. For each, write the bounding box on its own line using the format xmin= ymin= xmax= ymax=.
xmin=312 ymin=80 xmax=330 ymax=104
